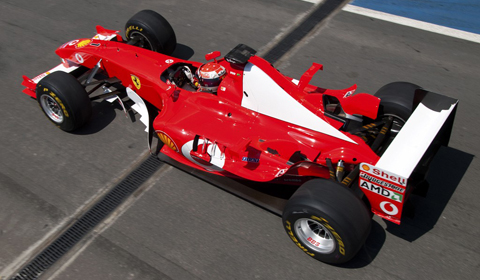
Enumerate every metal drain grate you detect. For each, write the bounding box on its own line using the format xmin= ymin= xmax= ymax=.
xmin=11 ymin=155 xmax=163 ymax=280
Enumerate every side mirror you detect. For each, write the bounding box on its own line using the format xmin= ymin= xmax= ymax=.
xmin=205 ymin=51 xmax=221 ymax=62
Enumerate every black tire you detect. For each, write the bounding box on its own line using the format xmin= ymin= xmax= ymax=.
xmin=369 ymin=82 xmax=423 ymax=149
xmin=282 ymin=179 xmax=371 ymax=264
xmin=375 ymin=82 xmax=422 ymax=122
xmin=125 ymin=10 xmax=177 ymax=55
xmin=36 ymin=72 xmax=92 ymax=132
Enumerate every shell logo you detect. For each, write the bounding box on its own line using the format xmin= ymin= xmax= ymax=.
xmin=76 ymin=39 xmax=91 ymax=48
xmin=361 ymin=164 xmax=370 ymax=171
xmin=157 ymin=131 xmax=178 ymax=152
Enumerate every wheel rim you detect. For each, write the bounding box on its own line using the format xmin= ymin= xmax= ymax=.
xmin=40 ymin=95 xmax=64 ymax=123
xmin=381 ymin=113 xmax=406 ymax=135
xmin=129 ymin=31 xmax=154 ymax=51
xmin=294 ymin=218 xmax=336 ymax=254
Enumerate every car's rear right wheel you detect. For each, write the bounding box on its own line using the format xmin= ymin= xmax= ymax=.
xmin=282 ymin=179 xmax=371 ymax=264
xmin=125 ymin=10 xmax=177 ymax=55
xmin=371 ymin=82 xmax=423 ymax=152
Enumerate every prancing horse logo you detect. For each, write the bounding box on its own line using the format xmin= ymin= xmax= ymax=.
xmin=131 ymin=74 xmax=141 ymax=90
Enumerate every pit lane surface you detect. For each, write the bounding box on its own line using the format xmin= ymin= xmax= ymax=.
xmin=1 ymin=0 xmax=479 ymax=279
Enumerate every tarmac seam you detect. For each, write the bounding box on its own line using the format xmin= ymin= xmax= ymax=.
xmin=6 ymin=152 xmax=166 ymax=280
xmin=0 ymin=152 xmax=148 ymax=279
xmin=44 ymin=164 xmax=174 ymax=280
xmin=259 ymin=0 xmax=351 ymax=66
xmin=3 ymin=2 xmax=351 ymax=278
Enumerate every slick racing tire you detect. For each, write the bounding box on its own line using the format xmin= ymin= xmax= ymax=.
xmin=370 ymin=82 xmax=423 ymax=154
xmin=374 ymin=82 xmax=423 ymax=128
xmin=282 ymin=179 xmax=371 ymax=264
xmin=125 ymin=10 xmax=177 ymax=55
xmin=36 ymin=72 xmax=92 ymax=132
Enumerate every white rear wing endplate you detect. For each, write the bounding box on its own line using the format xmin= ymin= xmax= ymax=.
xmin=375 ymin=91 xmax=458 ymax=178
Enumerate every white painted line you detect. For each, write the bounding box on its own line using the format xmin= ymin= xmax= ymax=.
xmin=343 ymin=5 xmax=480 ymax=44
xmin=299 ymin=0 xmax=480 ymax=44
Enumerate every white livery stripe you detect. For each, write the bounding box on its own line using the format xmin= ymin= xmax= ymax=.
xmin=242 ymin=63 xmax=356 ymax=144
xmin=32 ymin=63 xmax=79 ymax=83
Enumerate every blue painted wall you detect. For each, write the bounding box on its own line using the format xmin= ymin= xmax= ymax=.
xmin=351 ymin=0 xmax=480 ymax=34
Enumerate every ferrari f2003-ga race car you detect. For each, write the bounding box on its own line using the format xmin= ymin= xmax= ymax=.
xmin=22 ymin=10 xmax=458 ymax=264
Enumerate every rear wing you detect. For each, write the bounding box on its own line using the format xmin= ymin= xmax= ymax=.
xmin=360 ymin=91 xmax=458 ymax=224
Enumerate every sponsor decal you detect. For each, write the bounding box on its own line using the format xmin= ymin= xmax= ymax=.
xmin=311 ymin=216 xmax=345 ymax=255
xmin=343 ymin=90 xmax=354 ymax=98
xmin=33 ymin=71 xmax=51 ymax=81
xmin=165 ymin=59 xmax=174 ymax=64
xmin=282 ymin=178 xmax=302 ymax=183
xmin=360 ymin=163 xmax=406 ymax=222
xmin=68 ymin=40 xmax=80 ymax=46
xmin=360 ymin=180 xmax=403 ymax=202
xmin=360 ymin=163 xmax=407 ymax=187
xmin=47 ymin=90 xmax=69 ymax=118
xmin=76 ymin=39 xmax=91 ymax=48
xmin=242 ymin=157 xmax=259 ymax=163
xmin=285 ymin=220 xmax=315 ymax=257
xmin=90 ymin=43 xmax=101 ymax=47
xmin=275 ymin=168 xmax=288 ymax=177
xmin=156 ymin=131 xmax=178 ymax=152
xmin=380 ymin=201 xmax=399 ymax=216
xmin=359 ymin=163 xmax=405 ymax=202
xmin=126 ymin=25 xmax=143 ymax=37
xmin=75 ymin=53 xmax=84 ymax=64
xmin=220 ymin=86 xmax=226 ymax=91
xmin=359 ymin=172 xmax=405 ymax=193
xmin=131 ymin=75 xmax=141 ymax=90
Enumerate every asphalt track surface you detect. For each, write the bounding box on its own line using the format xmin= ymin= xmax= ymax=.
xmin=1 ymin=0 xmax=479 ymax=279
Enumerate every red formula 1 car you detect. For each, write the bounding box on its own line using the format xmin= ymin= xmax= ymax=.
xmin=21 ymin=10 xmax=458 ymax=264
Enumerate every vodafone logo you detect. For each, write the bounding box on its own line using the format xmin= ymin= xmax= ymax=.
xmin=380 ymin=201 xmax=399 ymax=216
xmin=75 ymin=53 xmax=84 ymax=63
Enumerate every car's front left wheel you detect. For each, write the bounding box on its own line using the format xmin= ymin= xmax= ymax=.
xmin=36 ymin=71 xmax=92 ymax=132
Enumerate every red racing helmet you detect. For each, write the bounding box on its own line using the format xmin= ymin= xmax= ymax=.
xmin=195 ymin=62 xmax=226 ymax=92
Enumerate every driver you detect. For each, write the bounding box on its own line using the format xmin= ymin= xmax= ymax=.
xmin=193 ymin=62 xmax=226 ymax=93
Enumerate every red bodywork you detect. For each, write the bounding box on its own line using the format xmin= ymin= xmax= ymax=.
xmin=48 ymin=34 xmax=381 ymax=182
xmin=25 ymin=27 xmax=420 ymax=223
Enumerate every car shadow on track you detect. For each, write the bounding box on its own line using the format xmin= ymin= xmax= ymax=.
xmin=72 ymin=100 xmax=119 ymax=135
xmin=158 ymin=153 xmax=387 ymax=267
xmin=157 ymin=144 xmax=472 ymax=267
xmin=339 ymin=220 xmax=386 ymax=268
xmin=383 ymin=146 xmax=474 ymax=242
